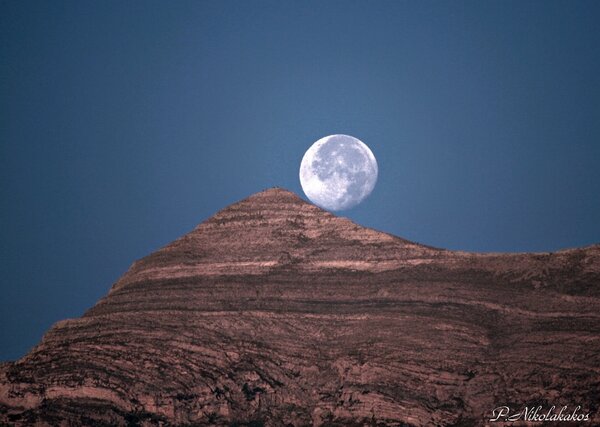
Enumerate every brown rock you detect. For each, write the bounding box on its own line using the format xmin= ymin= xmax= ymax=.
xmin=1 ymin=188 xmax=599 ymax=426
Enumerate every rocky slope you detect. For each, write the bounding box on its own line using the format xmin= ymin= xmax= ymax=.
xmin=1 ymin=188 xmax=599 ymax=426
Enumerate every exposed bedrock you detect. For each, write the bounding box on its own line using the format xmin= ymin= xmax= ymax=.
xmin=1 ymin=188 xmax=599 ymax=426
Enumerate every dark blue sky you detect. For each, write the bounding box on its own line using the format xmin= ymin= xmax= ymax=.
xmin=1 ymin=1 xmax=599 ymax=360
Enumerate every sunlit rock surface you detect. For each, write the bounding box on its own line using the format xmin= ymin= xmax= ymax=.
xmin=1 ymin=188 xmax=599 ymax=426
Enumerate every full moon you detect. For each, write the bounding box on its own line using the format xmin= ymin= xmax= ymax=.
xmin=299 ymin=134 xmax=378 ymax=211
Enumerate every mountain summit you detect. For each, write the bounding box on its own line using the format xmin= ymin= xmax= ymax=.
xmin=110 ymin=188 xmax=435 ymax=295
xmin=1 ymin=188 xmax=599 ymax=426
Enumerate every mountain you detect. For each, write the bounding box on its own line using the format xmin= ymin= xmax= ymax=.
xmin=1 ymin=188 xmax=599 ymax=426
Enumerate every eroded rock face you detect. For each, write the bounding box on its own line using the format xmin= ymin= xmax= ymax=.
xmin=1 ymin=188 xmax=599 ymax=426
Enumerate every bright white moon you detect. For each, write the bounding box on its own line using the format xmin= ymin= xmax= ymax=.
xmin=299 ymin=134 xmax=378 ymax=211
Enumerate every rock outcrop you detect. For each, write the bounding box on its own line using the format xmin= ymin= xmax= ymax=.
xmin=1 ymin=188 xmax=599 ymax=426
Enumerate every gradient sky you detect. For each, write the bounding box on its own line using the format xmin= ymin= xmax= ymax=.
xmin=1 ymin=1 xmax=599 ymax=360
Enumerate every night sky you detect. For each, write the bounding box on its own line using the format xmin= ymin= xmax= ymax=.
xmin=1 ymin=1 xmax=599 ymax=360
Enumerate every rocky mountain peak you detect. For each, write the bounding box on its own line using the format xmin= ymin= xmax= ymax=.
xmin=1 ymin=189 xmax=599 ymax=426
xmin=110 ymin=188 xmax=432 ymax=294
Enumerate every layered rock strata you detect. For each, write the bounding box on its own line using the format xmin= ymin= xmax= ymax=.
xmin=1 ymin=188 xmax=599 ymax=426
